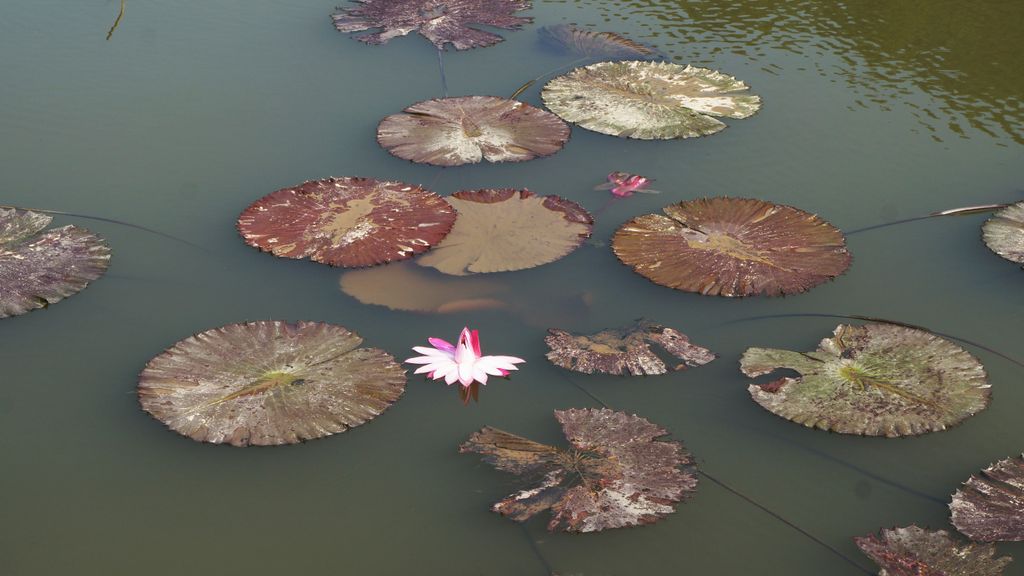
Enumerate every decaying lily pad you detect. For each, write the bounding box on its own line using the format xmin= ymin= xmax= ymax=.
xmin=138 ymin=321 xmax=406 ymax=446
xmin=982 ymin=201 xmax=1024 ymax=265
xmin=542 ymin=61 xmax=761 ymax=139
xmin=460 ymin=408 xmax=696 ymax=532
xmin=332 ymin=0 xmax=531 ymax=51
xmin=545 ymin=321 xmax=715 ymax=376
xmin=417 ymin=189 xmax=592 ymax=275
xmin=339 ymin=260 xmax=511 ymax=313
xmin=0 ymin=208 xmax=110 ymax=318
xmin=855 ymin=526 xmax=1012 ymax=575
xmin=538 ymin=24 xmax=659 ymax=59
xmin=950 ymin=454 xmax=1024 ymax=541
xmin=377 ymin=96 xmax=570 ymax=167
xmin=236 ymin=177 xmax=456 ymax=268
xmin=741 ymin=323 xmax=990 ymax=437
xmin=612 ymin=197 xmax=851 ymax=297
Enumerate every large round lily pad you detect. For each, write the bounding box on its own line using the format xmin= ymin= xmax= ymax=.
xmin=377 ymin=96 xmax=570 ymax=167
xmin=460 ymin=408 xmax=697 ymax=532
xmin=237 ymin=177 xmax=456 ymax=268
xmin=545 ymin=321 xmax=715 ymax=376
xmin=417 ymin=189 xmax=593 ymax=275
xmin=741 ymin=323 xmax=990 ymax=437
xmin=855 ymin=526 xmax=1012 ymax=575
xmin=542 ymin=60 xmax=761 ymax=139
xmin=982 ymin=201 xmax=1024 ymax=264
xmin=0 ymin=208 xmax=110 ymax=318
xmin=950 ymin=454 xmax=1024 ymax=541
xmin=612 ymin=197 xmax=852 ymax=297
xmin=138 ymin=321 xmax=406 ymax=446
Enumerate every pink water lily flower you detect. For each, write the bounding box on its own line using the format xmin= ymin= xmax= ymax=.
xmin=406 ymin=327 xmax=525 ymax=387
xmin=594 ymin=171 xmax=661 ymax=197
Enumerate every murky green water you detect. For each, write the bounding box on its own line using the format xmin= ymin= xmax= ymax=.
xmin=2 ymin=1 xmax=1023 ymax=574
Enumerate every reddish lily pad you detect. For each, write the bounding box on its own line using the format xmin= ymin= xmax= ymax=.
xmin=460 ymin=408 xmax=697 ymax=532
xmin=612 ymin=197 xmax=852 ymax=297
xmin=0 ymin=208 xmax=110 ymax=318
xmin=855 ymin=526 xmax=1012 ymax=575
xmin=237 ymin=177 xmax=456 ymax=268
xmin=377 ymin=96 xmax=570 ymax=167
xmin=332 ymin=0 xmax=531 ymax=51
xmin=538 ymin=24 xmax=659 ymax=59
xmin=138 ymin=321 xmax=406 ymax=446
xmin=950 ymin=454 xmax=1024 ymax=541
xmin=545 ymin=321 xmax=715 ymax=376
xmin=982 ymin=201 xmax=1024 ymax=265
xmin=741 ymin=323 xmax=990 ymax=437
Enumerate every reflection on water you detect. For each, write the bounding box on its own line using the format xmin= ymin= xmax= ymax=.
xmin=549 ymin=0 xmax=1024 ymax=144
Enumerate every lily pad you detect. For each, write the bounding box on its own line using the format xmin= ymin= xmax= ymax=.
xmin=377 ymin=96 xmax=570 ymax=167
xmin=538 ymin=24 xmax=659 ymax=59
xmin=542 ymin=60 xmax=761 ymax=139
xmin=545 ymin=321 xmax=715 ymax=376
xmin=417 ymin=189 xmax=593 ymax=275
xmin=237 ymin=177 xmax=456 ymax=268
xmin=741 ymin=323 xmax=990 ymax=437
xmin=982 ymin=201 xmax=1024 ymax=264
xmin=950 ymin=454 xmax=1024 ymax=541
xmin=612 ymin=197 xmax=852 ymax=297
xmin=460 ymin=408 xmax=697 ymax=532
xmin=339 ymin=261 xmax=511 ymax=314
xmin=0 ymin=208 xmax=110 ymax=318
xmin=855 ymin=526 xmax=1012 ymax=575
xmin=332 ymin=0 xmax=531 ymax=51
xmin=138 ymin=321 xmax=406 ymax=446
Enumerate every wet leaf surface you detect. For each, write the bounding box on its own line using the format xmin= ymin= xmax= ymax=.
xmin=855 ymin=526 xmax=1012 ymax=575
xmin=538 ymin=24 xmax=659 ymax=59
xmin=545 ymin=321 xmax=715 ymax=376
xmin=460 ymin=408 xmax=697 ymax=532
xmin=0 ymin=208 xmax=110 ymax=318
xmin=950 ymin=454 xmax=1024 ymax=541
xmin=741 ymin=323 xmax=990 ymax=437
xmin=982 ymin=201 xmax=1024 ymax=264
xmin=138 ymin=321 xmax=406 ymax=446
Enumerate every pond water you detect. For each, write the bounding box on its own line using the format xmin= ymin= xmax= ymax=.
xmin=2 ymin=1 xmax=1023 ymax=574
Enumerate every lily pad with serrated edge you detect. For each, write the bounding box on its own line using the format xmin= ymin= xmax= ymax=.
xmin=332 ymin=0 xmax=531 ymax=51
xmin=460 ymin=408 xmax=697 ymax=532
xmin=545 ymin=321 xmax=715 ymax=376
xmin=377 ymin=96 xmax=570 ymax=167
xmin=741 ymin=323 xmax=990 ymax=437
xmin=612 ymin=197 xmax=852 ymax=297
xmin=538 ymin=24 xmax=660 ymax=60
xmin=236 ymin=177 xmax=456 ymax=268
xmin=982 ymin=201 xmax=1024 ymax=265
xmin=855 ymin=526 xmax=1012 ymax=575
xmin=0 ymin=207 xmax=110 ymax=319
xmin=138 ymin=321 xmax=406 ymax=446
xmin=950 ymin=454 xmax=1024 ymax=541
xmin=416 ymin=189 xmax=592 ymax=275
xmin=542 ymin=60 xmax=761 ymax=139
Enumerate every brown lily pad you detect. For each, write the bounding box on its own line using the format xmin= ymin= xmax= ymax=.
xmin=538 ymin=24 xmax=660 ymax=59
xmin=377 ymin=96 xmax=570 ymax=167
xmin=982 ymin=201 xmax=1024 ymax=265
xmin=417 ymin=189 xmax=592 ymax=275
xmin=612 ymin=197 xmax=852 ymax=297
xmin=545 ymin=321 xmax=715 ymax=376
xmin=950 ymin=454 xmax=1024 ymax=541
xmin=741 ymin=323 xmax=990 ymax=437
xmin=339 ymin=260 xmax=511 ymax=314
xmin=460 ymin=408 xmax=697 ymax=532
xmin=0 ymin=208 xmax=110 ymax=318
xmin=236 ymin=177 xmax=455 ymax=268
xmin=855 ymin=526 xmax=1012 ymax=575
xmin=332 ymin=0 xmax=531 ymax=51
xmin=138 ymin=321 xmax=406 ymax=446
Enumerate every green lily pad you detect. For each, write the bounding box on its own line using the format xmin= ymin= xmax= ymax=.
xmin=982 ymin=201 xmax=1024 ymax=265
xmin=855 ymin=526 xmax=1012 ymax=575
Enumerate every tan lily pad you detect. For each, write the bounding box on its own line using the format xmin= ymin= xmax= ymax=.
xmin=951 ymin=454 xmax=1024 ymax=541
xmin=339 ymin=260 xmax=511 ymax=313
xmin=138 ymin=321 xmax=406 ymax=446
xmin=982 ymin=201 xmax=1024 ymax=264
xmin=545 ymin=321 xmax=715 ymax=376
xmin=741 ymin=323 xmax=990 ymax=437
xmin=855 ymin=526 xmax=1012 ymax=575
xmin=542 ymin=60 xmax=761 ymax=139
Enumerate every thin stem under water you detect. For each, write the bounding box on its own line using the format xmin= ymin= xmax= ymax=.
xmin=1 ymin=204 xmax=206 ymax=251
xmin=106 ymin=0 xmax=126 ymax=41
xmin=510 ymin=56 xmax=593 ymax=100
xmin=846 ymin=203 xmax=1007 ymax=235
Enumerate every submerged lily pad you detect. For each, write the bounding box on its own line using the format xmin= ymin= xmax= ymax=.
xmin=542 ymin=61 xmax=761 ymax=139
xmin=538 ymin=24 xmax=659 ymax=59
xmin=612 ymin=197 xmax=851 ymax=297
xmin=0 ymin=208 xmax=110 ymax=318
xmin=741 ymin=323 xmax=990 ymax=437
xmin=237 ymin=177 xmax=456 ymax=268
xmin=460 ymin=408 xmax=696 ymax=532
xmin=138 ymin=321 xmax=406 ymax=446
xmin=855 ymin=526 xmax=1012 ymax=575
xmin=950 ymin=454 xmax=1024 ymax=541
xmin=545 ymin=321 xmax=715 ymax=376
xmin=339 ymin=260 xmax=511 ymax=313
xmin=982 ymin=201 xmax=1024 ymax=264
xmin=417 ymin=189 xmax=593 ymax=275
xmin=377 ymin=96 xmax=570 ymax=167
xmin=332 ymin=0 xmax=531 ymax=51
